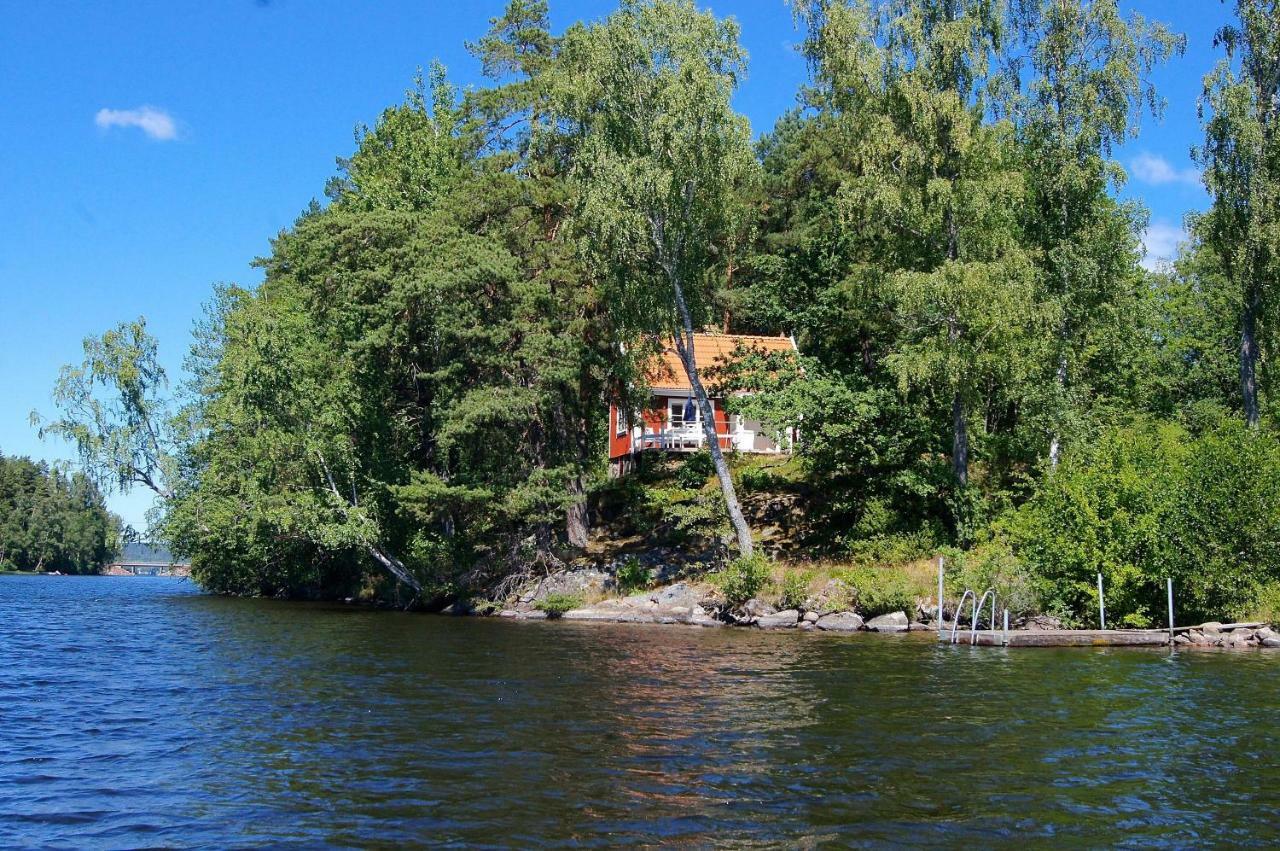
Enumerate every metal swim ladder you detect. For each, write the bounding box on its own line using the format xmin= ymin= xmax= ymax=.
xmin=947 ymin=587 xmax=1003 ymax=645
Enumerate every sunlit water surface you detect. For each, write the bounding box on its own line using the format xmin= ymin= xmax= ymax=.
xmin=3 ymin=575 xmax=1279 ymax=848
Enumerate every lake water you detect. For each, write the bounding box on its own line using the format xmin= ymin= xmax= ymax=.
xmin=3 ymin=575 xmax=1279 ymax=847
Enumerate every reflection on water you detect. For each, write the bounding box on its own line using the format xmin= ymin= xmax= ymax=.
xmin=2 ymin=575 xmax=1280 ymax=847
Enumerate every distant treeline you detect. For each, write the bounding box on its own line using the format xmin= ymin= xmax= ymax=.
xmin=0 ymin=454 xmax=119 ymax=573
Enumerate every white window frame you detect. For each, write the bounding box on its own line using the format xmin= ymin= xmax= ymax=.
xmin=668 ymin=397 xmax=702 ymax=429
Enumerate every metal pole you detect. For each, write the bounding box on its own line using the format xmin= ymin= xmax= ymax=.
xmin=1167 ymin=577 xmax=1175 ymax=645
xmin=937 ymin=557 xmax=945 ymax=637
xmin=1097 ymin=572 xmax=1106 ymax=630
xmin=1003 ymin=608 xmax=1009 ymax=646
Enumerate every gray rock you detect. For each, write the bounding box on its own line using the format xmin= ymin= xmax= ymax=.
xmin=1233 ymin=628 xmax=1256 ymax=642
xmin=816 ymin=612 xmax=864 ymax=632
xmin=651 ymin=582 xmax=702 ymax=609
xmin=515 ymin=568 xmax=609 ymax=610
xmin=1262 ymin=637 xmax=1280 ymax=648
xmin=499 ymin=609 xmax=519 ymax=618
xmin=798 ymin=621 xmax=816 ymax=631
xmin=1256 ymin=626 xmax=1276 ymax=641
xmin=756 ymin=609 xmax=800 ymax=629
xmin=1201 ymin=621 xmax=1224 ymax=635
xmin=744 ymin=597 xmax=777 ymax=618
xmin=866 ymin=611 xmax=910 ymax=632
xmin=1174 ymin=633 xmax=1192 ymax=645
xmin=909 ymin=621 xmax=930 ymax=631
xmin=802 ymin=611 xmax=820 ymax=623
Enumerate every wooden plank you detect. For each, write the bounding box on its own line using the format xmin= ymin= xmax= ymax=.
xmin=939 ymin=629 xmax=1171 ymax=647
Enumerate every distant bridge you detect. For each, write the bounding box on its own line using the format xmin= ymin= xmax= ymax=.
xmin=104 ymin=544 xmax=190 ymax=577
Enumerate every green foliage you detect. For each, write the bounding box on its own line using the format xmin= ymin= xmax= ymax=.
xmin=615 ymin=557 xmax=652 ymax=594
xmin=0 ymin=454 xmax=119 ymax=574
xmin=717 ymin=554 xmax=772 ymax=608
xmin=34 ymin=318 xmax=178 ymax=510
xmin=840 ymin=566 xmax=915 ymax=619
xmin=948 ymin=542 xmax=1039 ymax=620
xmin=675 ymin=451 xmax=716 ymax=489
xmin=778 ymin=570 xmax=811 ymax=611
xmin=536 ymin=592 xmax=584 ymax=618
xmin=1010 ymin=418 xmax=1280 ymax=625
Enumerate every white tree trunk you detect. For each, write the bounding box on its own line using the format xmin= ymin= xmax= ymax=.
xmin=670 ymin=287 xmax=754 ymax=558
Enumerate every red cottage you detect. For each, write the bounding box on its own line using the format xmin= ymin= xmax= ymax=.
xmin=608 ymin=333 xmax=800 ymax=476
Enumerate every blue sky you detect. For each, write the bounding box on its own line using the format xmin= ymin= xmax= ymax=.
xmin=0 ymin=0 xmax=1221 ymax=529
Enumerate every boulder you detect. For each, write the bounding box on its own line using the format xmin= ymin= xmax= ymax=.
xmin=1022 ymin=614 xmax=1064 ymax=631
xmin=910 ymin=622 xmax=930 ymax=631
xmin=802 ymin=611 xmax=820 ymax=623
xmin=1262 ymin=637 xmax=1280 ymax=648
xmin=1173 ymin=633 xmax=1192 ymax=645
xmin=816 ymin=612 xmax=864 ymax=632
xmin=1256 ymin=626 xmax=1276 ymax=642
xmin=651 ymin=582 xmax=702 ymax=609
xmin=1201 ymin=621 xmax=1224 ymax=635
xmin=798 ymin=621 xmax=816 ymax=631
xmin=516 ymin=568 xmax=609 ymax=610
xmin=866 ymin=611 xmax=910 ymax=632
xmin=744 ymin=598 xmax=777 ymax=618
xmin=756 ymin=609 xmax=800 ymax=629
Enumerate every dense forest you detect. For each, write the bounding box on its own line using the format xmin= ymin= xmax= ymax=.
xmin=0 ymin=454 xmax=119 ymax=573
xmin=39 ymin=0 xmax=1280 ymax=625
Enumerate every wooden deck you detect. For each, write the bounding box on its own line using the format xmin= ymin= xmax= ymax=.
xmin=939 ymin=629 xmax=1172 ymax=647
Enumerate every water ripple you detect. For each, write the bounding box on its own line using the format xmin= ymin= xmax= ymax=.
xmin=3 ymin=576 xmax=1280 ymax=847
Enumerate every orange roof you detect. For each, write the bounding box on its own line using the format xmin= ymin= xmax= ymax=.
xmin=645 ymin=333 xmax=798 ymax=391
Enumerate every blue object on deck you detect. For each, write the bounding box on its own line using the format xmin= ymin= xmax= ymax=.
xmin=683 ymin=398 xmax=695 ymax=424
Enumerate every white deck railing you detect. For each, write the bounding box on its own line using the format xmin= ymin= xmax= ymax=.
xmin=635 ymin=426 xmax=787 ymax=454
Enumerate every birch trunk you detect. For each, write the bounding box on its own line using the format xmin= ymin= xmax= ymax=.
xmin=670 ymin=286 xmax=754 ymax=558
xmin=952 ymin=392 xmax=969 ymax=487
xmin=1242 ymin=288 xmax=1261 ymax=428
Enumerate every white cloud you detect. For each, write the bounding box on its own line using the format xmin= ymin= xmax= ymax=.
xmin=1130 ymin=151 xmax=1201 ymax=187
xmin=94 ymin=106 xmax=178 ymax=141
xmin=1140 ymin=222 xmax=1186 ymax=272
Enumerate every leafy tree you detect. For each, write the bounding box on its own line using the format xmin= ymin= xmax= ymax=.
xmin=795 ymin=0 xmax=1051 ymax=489
xmin=34 ymin=319 xmax=178 ymax=509
xmin=1194 ymin=0 xmax=1280 ymax=427
xmin=1010 ymin=0 xmax=1182 ymax=464
xmin=553 ymin=0 xmax=760 ymax=555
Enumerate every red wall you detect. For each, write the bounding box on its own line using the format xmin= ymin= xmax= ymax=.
xmin=612 ymin=397 xmax=732 ymax=458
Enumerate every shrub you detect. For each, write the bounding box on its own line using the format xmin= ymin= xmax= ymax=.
xmin=738 ymin=464 xmax=783 ymax=494
xmin=778 ymin=570 xmax=811 ymax=610
xmin=535 ymin=593 xmax=584 ymax=618
xmin=718 ymin=554 xmax=773 ymax=608
xmin=840 ymin=566 xmax=915 ymax=618
xmin=675 ymin=450 xmax=716 ymax=489
xmin=615 ymin=557 xmax=651 ymax=595
xmin=1010 ymin=418 xmax=1280 ymax=625
xmin=948 ymin=542 xmax=1038 ymax=620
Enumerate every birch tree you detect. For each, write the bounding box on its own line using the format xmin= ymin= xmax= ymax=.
xmin=1194 ymin=0 xmax=1280 ymax=427
xmin=797 ymin=0 xmax=1048 ymax=487
xmin=34 ymin=319 xmax=178 ymax=506
xmin=554 ymin=0 xmax=759 ymax=556
xmin=1012 ymin=0 xmax=1182 ymax=465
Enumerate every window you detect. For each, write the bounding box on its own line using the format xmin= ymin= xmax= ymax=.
xmin=615 ymin=406 xmax=627 ymax=436
xmin=668 ymin=397 xmax=701 ymax=428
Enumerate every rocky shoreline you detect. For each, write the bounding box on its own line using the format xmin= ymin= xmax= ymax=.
xmin=466 ymin=566 xmax=1280 ymax=649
